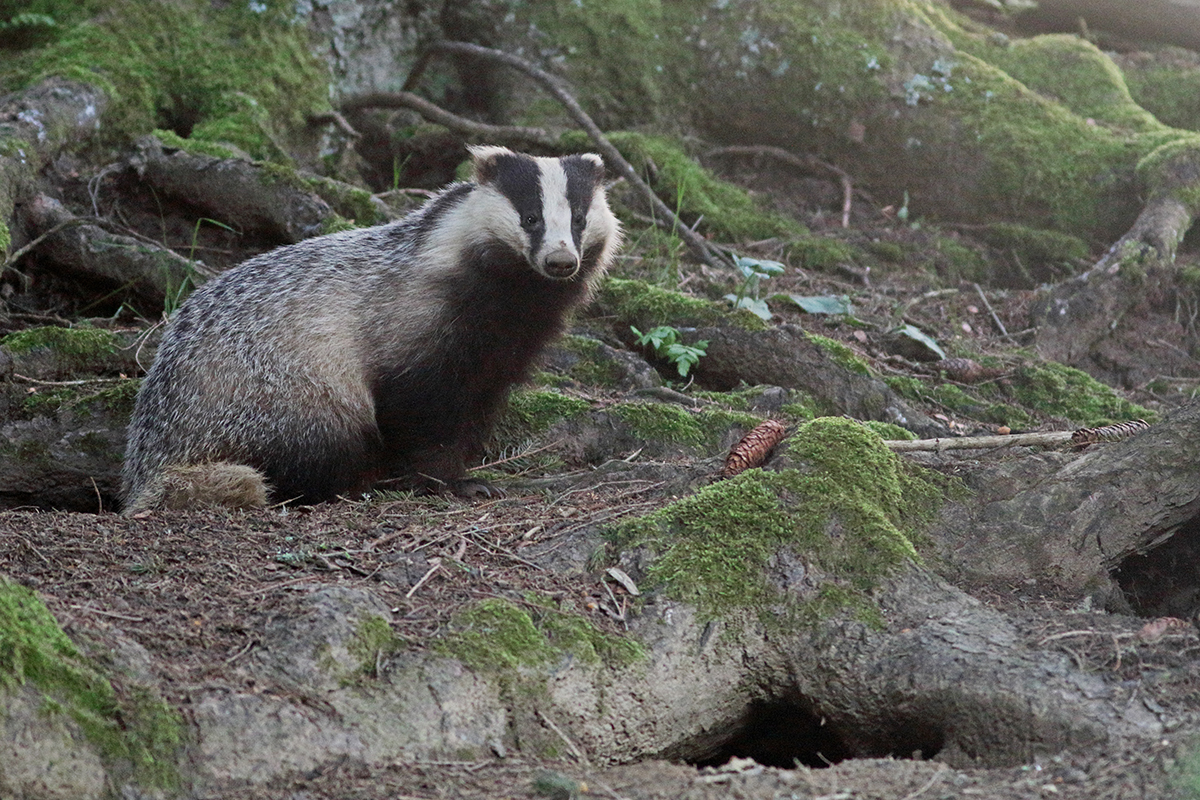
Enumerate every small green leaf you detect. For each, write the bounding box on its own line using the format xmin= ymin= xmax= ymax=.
xmin=735 ymin=256 xmax=787 ymax=279
xmin=726 ymin=294 xmax=773 ymax=320
xmin=782 ymin=294 xmax=854 ymax=315
xmin=895 ymin=324 xmax=946 ymax=360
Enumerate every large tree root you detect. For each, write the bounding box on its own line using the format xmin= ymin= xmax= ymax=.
xmin=1033 ymin=139 xmax=1200 ymax=378
xmin=128 ymin=135 xmax=335 ymax=244
xmin=927 ymin=396 xmax=1200 ymax=601
xmin=685 ymin=324 xmax=946 ymax=437
xmin=16 ymin=194 xmax=209 ymax=311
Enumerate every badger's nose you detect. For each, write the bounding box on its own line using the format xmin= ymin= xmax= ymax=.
xmin=542 ymin=249 xmax=581 ymax=279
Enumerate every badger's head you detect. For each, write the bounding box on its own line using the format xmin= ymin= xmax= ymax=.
xmin=467 ymin=145 xmax=621 ymax=281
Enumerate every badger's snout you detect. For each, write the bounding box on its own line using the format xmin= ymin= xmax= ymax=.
xmin=541 ymin=247 xmax=581 ymax=279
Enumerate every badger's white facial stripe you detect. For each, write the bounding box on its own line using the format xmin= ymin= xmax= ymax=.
xmin=421 ymin=150 xmax=619 ymax=282
xmin=534 ymin=158 xmax=580 ymax=277
xmin=420 ymin=184 xmax=528 ymax=273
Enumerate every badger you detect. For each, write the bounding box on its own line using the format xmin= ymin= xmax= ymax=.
xmin=121 ymin=145 xmax=621 ymax=513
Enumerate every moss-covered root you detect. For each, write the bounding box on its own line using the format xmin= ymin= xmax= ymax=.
xmin=1095 ymin=137 xmax=1200 ymax=273
xmin=613 ymin=417 xmax=950 ymax=625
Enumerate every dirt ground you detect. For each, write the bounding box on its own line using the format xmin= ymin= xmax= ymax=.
xmin=3 ymin=475 xmax=1197 ymax=799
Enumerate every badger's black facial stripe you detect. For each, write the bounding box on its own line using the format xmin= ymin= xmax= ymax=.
xmin=562 ymin=155 xmax=600 ymax=246
xmin=488 ymin=153 xmax=545 ymax=256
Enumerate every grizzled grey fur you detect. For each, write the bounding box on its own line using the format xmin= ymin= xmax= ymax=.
xmin=121 ymin=146 xmax=621 ymax=512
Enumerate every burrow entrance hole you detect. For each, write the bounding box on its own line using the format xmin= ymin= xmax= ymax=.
xmin=1112 ymin=513 xmax=1200 ymax=619
xmin=682 ymin=694 xmax=945 ymax=770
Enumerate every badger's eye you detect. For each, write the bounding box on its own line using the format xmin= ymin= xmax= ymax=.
xmin=522 ymin=213 xmax=541 ymax=228
xmin=572 ymin=212 xmax=586 ymax=227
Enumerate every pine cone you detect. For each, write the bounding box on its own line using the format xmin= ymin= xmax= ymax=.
xmin=722 ymin=419 xmax=788 ymax=478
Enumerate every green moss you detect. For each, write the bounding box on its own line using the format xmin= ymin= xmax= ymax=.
xmin=562 ymin=131 xmax=806 ymax=243
xmin=0 ymin=218 xmax=10 ymax=255
xmin=12 ymin=0 xmax=331 ymax=158
xmin=1137 ymin=136 xmax=1200 ymax=208
xmin=789 ymin=236 xmax=861 ymax=272
xmin=0 ymin=579 xmax=182 ymax=788
xmin=597 ymin=276 xmax=768 ymax=331
xmin=438 ymin=598 xmax=642 ymax=673
xmin=528 ymin=595 xmax=644 ymax=666
xmin=1010 ymin=362 xmax=1154 ymax=426
xmin=862 ymin=421 xmax=916 ymax=441
xmin=863 ymin=241 xmax=907 ymax=263
xmin=151 ymin=127 xmax=239 ymax=160
xmin=805 ymin=333 xmax=871 ymax=375
xmin=94 ymin=379 xmax=140 ymax=416
xmin=302 ymin=175 xmax=386 ymax=227
xmin=521 ymin=0 xmax=666 ymax=129
xmin=975 ymin=33 xmax=1159 ymax=132
xmin=505 ymin=390 xmax=591 ymax=436
xmin=345 ymin=615 xmax=404 ymax=679
xmin=975 ymin=223 xmax=1089 ymax=264
xmin=2 ymin=325 xmax=117 ymax=361
xmin=919 ymin=5 xmax=1184 ymax=237
xmin=611 ymin=402 xmax=762 ymax=450
xmin=612 ymin=418 xmax=948 ymax=624
xmin=556 ymin=335 xmax=626 ymax=387
xmin=1123 ymin=51 xmax=1200 ymax=132
xmin=932 ymin=236 xmax=989 ymax=283
xmin=20 ymin=379 xmax=139 ymax=419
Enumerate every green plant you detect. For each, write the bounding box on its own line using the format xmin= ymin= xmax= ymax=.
xmin=631 ymin=324 xmax=708 ymax=377
xmin=725 ymin=256 xmax=785 ymax=320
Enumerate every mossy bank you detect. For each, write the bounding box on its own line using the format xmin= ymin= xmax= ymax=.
xmin=610 ymin=417 xmax=953 ymax=626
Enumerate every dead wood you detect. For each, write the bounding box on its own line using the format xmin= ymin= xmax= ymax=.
xmin=16 ymin=194 xmax=209 ymax=311
xmin=128 ymin=135 xmax=334 ymax=244
xmin=885 ymin=420 xmax=1148 ymax=451
xmin=682 ymin=324 xmax=946 ymax=437
xmin=927 ymin=397 xmax=1200 ymax=597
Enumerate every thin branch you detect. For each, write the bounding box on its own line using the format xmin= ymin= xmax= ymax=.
xmin=707 ymin=144 xmax=857 ymax=228
xmin=972 ymin=282 xmax=1013 ymax=342
xmin=307 ymin=110 xmax=362 ymax=139
xmin=341 ymin=91 xmax=559 ymax=150
xmin=417 ymin=40 xmax=731 ymax=269
xmin=885 ymin=431 xmax=1075 ymax=452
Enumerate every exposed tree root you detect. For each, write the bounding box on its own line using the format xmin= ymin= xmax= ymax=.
xmin=128 ymin=135 xmax=334 ymax=244
xmin=17 ymin=194 xmax=208 ymax=311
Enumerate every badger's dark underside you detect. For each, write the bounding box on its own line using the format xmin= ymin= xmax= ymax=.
xmin=259 ymin=240 xmax=606 ymax=504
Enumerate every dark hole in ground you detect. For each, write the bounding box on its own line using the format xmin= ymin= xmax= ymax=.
xmin=687 ymin=697 xmax=944 ymax=769
xmin=1113 ymin=514 xmax=1200 ymax=619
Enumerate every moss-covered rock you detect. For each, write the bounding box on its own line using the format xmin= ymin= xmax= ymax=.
xmin=612 ymin=417 xmax=950 ymax=624
xmin=9 ymin=0 xmax=331 ymax=159
xmin=610 ymin=401 xmax=762 ymax=451
xmin=1010 ymin=362 xmax=1154 ymax=427
xmin=0 ymin=579 xmax=183 ymax=789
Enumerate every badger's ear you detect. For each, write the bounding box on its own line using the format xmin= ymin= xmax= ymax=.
xmin=468 ymin=145 xmax=515 ymax=184
xmin=580 ymin=152 xmax=605 ymax=181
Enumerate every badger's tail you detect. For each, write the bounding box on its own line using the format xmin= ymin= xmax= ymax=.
xmin=122 ymin=463 xmax=270 ymax=515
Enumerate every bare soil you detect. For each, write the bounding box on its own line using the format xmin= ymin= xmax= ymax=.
xmin=3 ymin=478 xmax=1196 ymax=799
